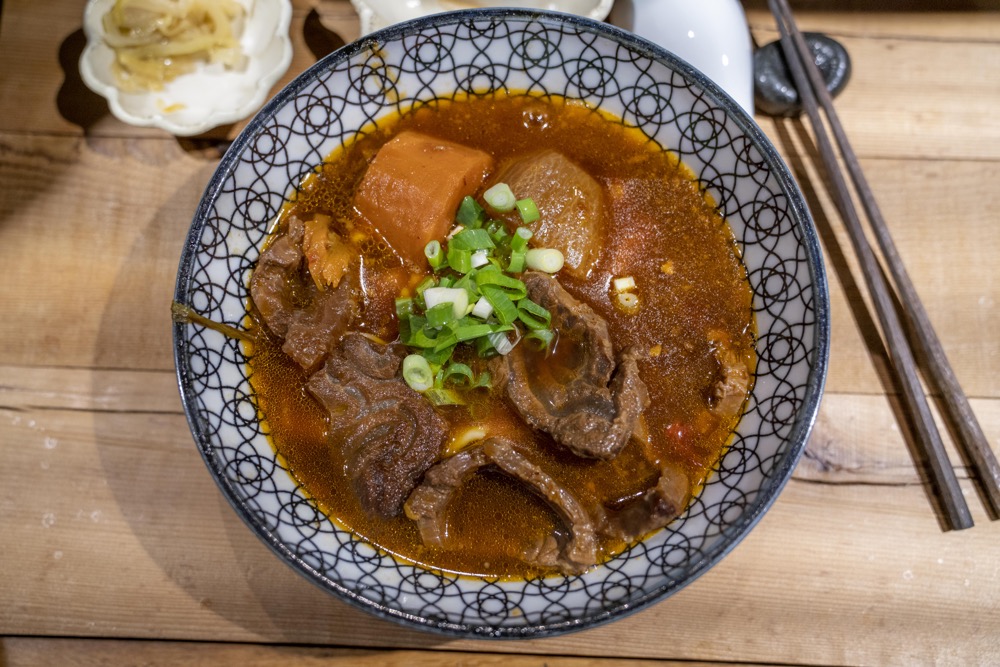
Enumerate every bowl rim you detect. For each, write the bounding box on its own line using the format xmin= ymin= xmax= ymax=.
xmin=173 ymin=7 xmax=830 ymax=638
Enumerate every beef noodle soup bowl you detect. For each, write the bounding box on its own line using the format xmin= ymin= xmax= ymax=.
xmin=174 ymin=9 xmax=829 ymax=637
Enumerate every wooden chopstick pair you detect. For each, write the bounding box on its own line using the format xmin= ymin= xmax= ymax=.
xmin=767 ymin=0 xmax=1000 ymax=530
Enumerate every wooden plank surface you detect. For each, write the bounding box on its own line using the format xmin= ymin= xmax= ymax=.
xmin=2 ymin=0 xmax=999 ymax=665
xmin=1 ymin=638 xmax=761 ymax=667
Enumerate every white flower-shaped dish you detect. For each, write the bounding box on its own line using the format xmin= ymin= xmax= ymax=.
xmin=79 ymin=0 xmax=293 ymax=136
xmin=351 ymin=0 xmax=614 ymax=35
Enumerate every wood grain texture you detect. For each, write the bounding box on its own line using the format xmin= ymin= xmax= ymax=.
xmin=0 ymin=638 xmax=757 ymax=667
xmin=2 ymin=1 xmax=1000 ymax=665
xmin=2 ymin=365 xmax=998 ymax=664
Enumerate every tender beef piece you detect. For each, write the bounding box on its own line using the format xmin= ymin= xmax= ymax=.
xmin=496 ymin=150 xmax=605 ymax=279
xmin=249 ymin=215 xmax=359 ymax=371
xmin=403 ymin=437 xmax=599 ymax=575
xmin=307 ymin=334 xmax=446 ymax=518
xmin=600 ymin=466 xmax=691 ymax=543
xmin=492 ymin=272 xmax=650 ymax=460
xmin=282 ymin=273 xmax=358 ymax=371
xmin=250 ymin=216 xmax=305 ymax=338
xmin=404 ymin=447 xmax=490 ymax=546
xmin=484 ymin=439 xmax=598 ymax=575
xmin=708 ymin=330 xmax=751 ymax=419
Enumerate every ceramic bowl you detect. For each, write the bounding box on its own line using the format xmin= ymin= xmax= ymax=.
xmin=173 ymin=9 xmax=829 ymax=637
xmin=79 ymin=0 xmax=293 ymax=136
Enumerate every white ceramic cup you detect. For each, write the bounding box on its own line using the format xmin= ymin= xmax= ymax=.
xmin=609 ymin=0 xmax=754 ymax=115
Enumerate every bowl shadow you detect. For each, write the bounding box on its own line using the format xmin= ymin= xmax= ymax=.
xmin=89 ymin=168 xmax=441 ymax=645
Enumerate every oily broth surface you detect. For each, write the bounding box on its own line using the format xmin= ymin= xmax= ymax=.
xmin=247 ymin=93 xmax=756 ymax=579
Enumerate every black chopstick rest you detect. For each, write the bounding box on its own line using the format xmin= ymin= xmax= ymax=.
xmin=754 ymin=32 xmax=852 ymax=117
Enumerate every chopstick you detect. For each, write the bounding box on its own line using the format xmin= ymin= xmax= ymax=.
xmin=766 ymin=0 xmax=989 ymax=530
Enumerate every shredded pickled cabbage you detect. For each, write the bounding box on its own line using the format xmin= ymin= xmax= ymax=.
xmin=102 ymin=0 xmax=247 ymax=91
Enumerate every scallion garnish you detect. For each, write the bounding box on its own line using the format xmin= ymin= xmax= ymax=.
xmin=425 ymin=240 xmax=445 ymax=269
xmin=402 ymin=354 xmax=434 ymax=392
xmin=455 ymin=195 xmax=487 ymax=228
xmin=396 ymin=185 xmax=561 ymax=404
xmin=516 ymin=298 xmax=551 ymax=330
xmin=511 ymin=226 xmax=532 ymax=252
xmin=450 ymin=228 xmax=495 ymax=251
xmin=525 ymin=247 xmax=565 ymax=274
xmin=516 ymin=197 xmax=540 ymax=224
xmin=483 ymin=183 xmax=516 ymax=212
xmin=447 ymin=245 xmax=473 ymax=274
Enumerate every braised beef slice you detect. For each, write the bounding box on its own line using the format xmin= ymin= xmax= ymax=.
xmin=249 ymin=216 xmax=305 ymax=338
xmin=492 ymin=272 xmax=650 ymax=460
xmin=249 ymin=215 xmax=359 ymax=371
xmin=708 ymin=330 xmax=750 ymax=419
xmin=484 ymin=439 xmax=598 ymax=575
xmin=404 ymin=447 xmax=490 ymax=547
xmin=307 ymin=333 xmax=446 ymax=518
xmin=600 ymin=466 xmax=691 ymax=543
xmin=403 ymin=437 xmax=599 ymax=575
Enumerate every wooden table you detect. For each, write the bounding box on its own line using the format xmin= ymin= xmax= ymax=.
xmin=2 ymin=1 xmax=999 ymax=664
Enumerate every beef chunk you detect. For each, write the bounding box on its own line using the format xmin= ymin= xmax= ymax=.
xmin=708 ymin=330 xmax=751 ymax=419
xmin=249 ymin=216 xmax=305 ymax=338
xmin=249 ymin=215 xmax=359 ymax=371
xmin=308 ymin=334 xmax=446 ymax=518
xmin=600 ymin=466 xmax=691 ymax=543
xmin=404 ymin=446 xmax=490 ymax=547
xmin=492 ymin=272 xmax=650 ymax=460
xmin=404 ymin=437 xmax=599 ymax=575
xmin=484 ymin=439 xmax=598 ymax=575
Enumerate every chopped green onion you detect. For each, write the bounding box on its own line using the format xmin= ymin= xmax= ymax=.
xmin=488 ymin=330 xmax=516 ymax=356
xmin=516 ymin=198 xmax=540 ymax=224
xmin=470 ymin=296 xmax=493 ymax=319
xmin=617 ymin=292 xmax=640 ymax=312
xmin=455 ymin=195 xmax=487 ymax=228
xmin=483 ymin=183 xmax=516 ymax=212
xmin=507 ymin=249 xmax=526 ymax=273
xmin=525 ymin=328 xmax=555 ymax=350
xmin=511 ymin=226 xmax=532 ymax=253
xmin=480 ymin=285 xmax=519 ymax=325
xmin=415 ymin=276 xmax=436 ymax=297
xmin=425 ymin=240 xmax=445 ymax=269
xmin=442 ymin=362 xmax=475 ymax=385
xmin=447 ymin=246 xmax=473 ymax=274
xmin=425 ymin=302 xmax=456 ymax=329
xmin=474 ymin=335 xmax=497 ymax=357
xmin=525 ymin=247 xmax=565 ymax=274
xmin=402 ymin=354 xmax=434 ymax=392
xmin=450 ymin=228 xmax=495 ymax=251
xmin=395 ymin=297 xmax=414 ymax=319
xmin=433 ymin=331 xmax=459 ymax=352
xmin=423 ymin=286 xmax=469 ymax=320
xmin=421 ymin=344 xmax=454 ymax=367
xmin=517 ymin=298 xmax=551 ymax=330
xmin=475 ymin=270 xmax=527 ymax=301
xmin=486 ymin=220 xmax=510 ymax=245
xmin=471 ymin=250 xmax=490 ymax=268
xmin=613 ymin=275 xmax=636 ymax=292
xmin=405 ymin=324 xmax=440 ymax=349
xmin=425 ymin=387 xmax=464 ymax=406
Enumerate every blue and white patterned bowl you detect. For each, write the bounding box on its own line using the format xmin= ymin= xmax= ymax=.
xmin=173 ymin=9 xmax=829 ymax=638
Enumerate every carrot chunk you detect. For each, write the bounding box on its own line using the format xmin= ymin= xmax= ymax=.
xmin=353 ymin=131 xmax=493 ymax=268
